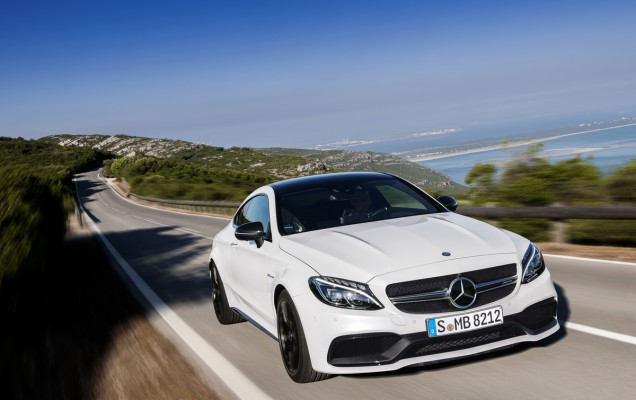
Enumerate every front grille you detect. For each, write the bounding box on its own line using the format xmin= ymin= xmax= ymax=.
xmin=386 ymin=263 xmax=518 ymax=314
xmin=402 ymin=325 xmax=521 ymax=359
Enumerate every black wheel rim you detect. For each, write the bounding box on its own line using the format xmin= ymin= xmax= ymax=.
xmin=210 ymin=267 xmax=222 ymax=317
xmin=277 ymin=300 xmax=300 ymax=374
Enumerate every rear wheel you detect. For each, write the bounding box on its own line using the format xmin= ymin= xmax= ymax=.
xmin=276 ymin=290 xmax=329 ymax=383
xmin=209 ymin=261 xmax=244 ymax=324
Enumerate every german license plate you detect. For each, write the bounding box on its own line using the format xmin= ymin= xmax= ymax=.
xmin=427 ymin=306 xmax=503 ymax=337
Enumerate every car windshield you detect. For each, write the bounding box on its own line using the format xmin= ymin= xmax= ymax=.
xmin=276 ymin=176 xmax=445 ymax=235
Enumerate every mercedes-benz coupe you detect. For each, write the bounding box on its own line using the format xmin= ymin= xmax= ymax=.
xmin=208 ymin=172 xmax=559 ymax=382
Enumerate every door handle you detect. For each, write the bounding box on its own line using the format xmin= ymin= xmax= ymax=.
xmin=231 ymin=242 xmax=238 ymax=248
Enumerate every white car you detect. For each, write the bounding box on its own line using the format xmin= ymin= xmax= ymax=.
xmin=209 ymin=172 xmax=559 ymax=382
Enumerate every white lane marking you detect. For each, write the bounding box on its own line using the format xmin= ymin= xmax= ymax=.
xmin=175 ymin=228 xmax=214 ymax=240
xmin=171 ymin=228 xmax=212 ymax=240
xmin=144 ymin=218 xmax=168 ymax=227
xmin=545 ymin=254 xmax=636 ymax=267
xmin=141 ymin=219 xmax=214 ymax=240
xmin=80 ymin=209 xmax=272 ymax=400
xmin=92 ymin=196 xmax=212 ymax=240
xmin=563 ymin=321 xmax=636 ymax=346
xmin=94 ymin=191 xmax=128 ymax=215
xmin=179 ymin=227 xmax=202 ymax=235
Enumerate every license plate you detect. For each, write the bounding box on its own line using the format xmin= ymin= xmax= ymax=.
xmin=427 ymin=306 xmax=503 ymax=337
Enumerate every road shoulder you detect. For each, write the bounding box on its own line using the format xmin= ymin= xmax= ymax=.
xmin=538 ymin=242 xmax=636 ymax=264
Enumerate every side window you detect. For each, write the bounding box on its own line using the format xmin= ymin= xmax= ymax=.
xmin=234 ymin=195 xmax=271 ymax=238
xmin=235 ymin=202 xmax=251 ymax=226
xmin=376 ymin=184 xmax=431 ymax=210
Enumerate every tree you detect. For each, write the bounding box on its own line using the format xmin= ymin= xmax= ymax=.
xmin=548 ymin=156 xmax=603 ymax=204
xmin=498 ymin=154 xmax=554 ymax=206
xmin=465 ymin=163 xmax=497 ymax=205
xmin=605 ymin=160 xmax=636 ymax=204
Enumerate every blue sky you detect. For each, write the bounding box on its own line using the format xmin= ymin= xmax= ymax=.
xmin=1 ymin=0 xmax=635 ymax=148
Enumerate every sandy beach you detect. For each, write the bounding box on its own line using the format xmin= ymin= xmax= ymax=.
xmin=405 ymin=122 xmax=636 ymax=162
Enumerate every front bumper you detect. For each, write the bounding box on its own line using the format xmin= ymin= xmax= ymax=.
xmin=293 ymin=269 xmax=559 ymax=374
xmin=328 ymin=298 xmax=557 ymax=367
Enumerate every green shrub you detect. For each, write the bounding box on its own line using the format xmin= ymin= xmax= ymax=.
xmin=109 ymin=155 xmax=273 ymax=202
xmin=569 ymin=220 xmax=636 ymax=247
xmin=498 ymin=218 xmax=552 ymax=242
xmin=0 ymin=167 xmax=72 ymax=286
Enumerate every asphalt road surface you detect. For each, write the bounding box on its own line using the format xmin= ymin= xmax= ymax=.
xmin=75 ymin=170 xmax=636 ymax=400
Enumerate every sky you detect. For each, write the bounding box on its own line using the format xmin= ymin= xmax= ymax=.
xmin=1 ymin=0 xmax=635 ymax=148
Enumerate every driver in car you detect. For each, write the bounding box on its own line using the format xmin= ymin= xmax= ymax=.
xmin=342 ymin=188 xmax=373 ymax=218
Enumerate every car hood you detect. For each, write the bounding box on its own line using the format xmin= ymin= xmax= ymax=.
xmin=279 ymin=212 xmax=518 ymax=283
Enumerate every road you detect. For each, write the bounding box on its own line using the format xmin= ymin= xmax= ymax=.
xmin=75 ymin=169 xmax=636 ymax=400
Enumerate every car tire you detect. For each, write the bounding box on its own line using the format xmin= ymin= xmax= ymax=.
xmin=209 ymin=261 xmax=244 ymax=324
xmin=276 ymin=290 xmax=330 ymax=383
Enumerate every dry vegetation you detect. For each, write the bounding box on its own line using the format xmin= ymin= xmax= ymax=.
xmin=94 ymin=316 xmax=218 ymax=399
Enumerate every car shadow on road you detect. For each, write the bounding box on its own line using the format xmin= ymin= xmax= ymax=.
xmin=99 ymin=225 xmax=214 ymax=307
xmin=348 ymin=283 xmax=570 ymax=381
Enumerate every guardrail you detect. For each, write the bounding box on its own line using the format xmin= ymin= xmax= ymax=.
xmin=128 ymin=193 xmax=636 ymax=243
xmin=457 ymin=206 xmax=636 ymax=244
xmin=457 ymin=206 xmax=636 ymax=220
xmin=128 ymin=193 xmax=241 ymax=216
xmin=129 ymin=193 xmax=636 ymax=217
xmin=129 ymin=193 xmax=636 ymax=220
xmin=129 ymin=193 xmax=241 ymax=209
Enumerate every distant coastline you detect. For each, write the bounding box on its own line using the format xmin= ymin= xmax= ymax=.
xmin=404 ymin=122 xmax=636 ymax=162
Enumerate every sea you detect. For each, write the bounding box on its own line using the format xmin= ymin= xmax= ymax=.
xmin=419 ymin=123 xmax=636 ymax=185
xmin=327 ymin=118 xmax=636 ymax=186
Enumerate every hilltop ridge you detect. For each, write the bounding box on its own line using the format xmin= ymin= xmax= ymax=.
xmin=41 ymin=134 xmax=466 ymax=192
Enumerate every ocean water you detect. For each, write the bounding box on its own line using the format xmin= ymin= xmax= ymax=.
xmin=419 ymin=124 xmax=636 ymax=185
xmin=329 ymin=114 xmax=611 ymax=155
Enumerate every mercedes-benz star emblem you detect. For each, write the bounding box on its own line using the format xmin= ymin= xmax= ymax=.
xmin=448 ymin=277 xmax=477 ymax=309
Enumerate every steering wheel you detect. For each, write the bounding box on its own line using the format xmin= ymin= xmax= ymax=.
xmin=369 ymin=207 xmax=389 ymax=219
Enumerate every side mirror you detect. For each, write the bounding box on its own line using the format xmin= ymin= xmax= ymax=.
xmin=437 ymin=196 xmax=458 ymax=212
xmin=234 ymin=222 xmax=265 ymax=248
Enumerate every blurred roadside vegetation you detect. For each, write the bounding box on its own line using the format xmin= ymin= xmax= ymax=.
xmin=104 ymin=155 xmax=275 ymax=202
xmin=463 ymin=144 xmax=636 ymax=245
xmin=0 ymin=137 xmax=112 ymax=288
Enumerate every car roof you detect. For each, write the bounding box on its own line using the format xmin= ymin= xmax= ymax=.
xmin=270 ymin=171 xmax=395 ymax=194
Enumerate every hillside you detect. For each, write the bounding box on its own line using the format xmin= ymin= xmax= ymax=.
xmin=40 ymin=134 xmax=466 ymax=193
xmin=260 ymin=147 xmax=465 ymax=192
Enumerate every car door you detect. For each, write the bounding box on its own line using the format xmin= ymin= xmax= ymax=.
xmin=230 ymin=194 xmax=276 ymax=324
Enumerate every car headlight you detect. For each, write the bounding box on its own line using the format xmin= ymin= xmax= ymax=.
xmin=309 ymin=276 xmax=384 ymax=310
xmin=521 ymin=243 xmax=546 ymax=284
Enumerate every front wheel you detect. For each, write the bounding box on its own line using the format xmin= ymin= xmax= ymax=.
xmin=276 ymin=290 xmax=329 ymax=383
